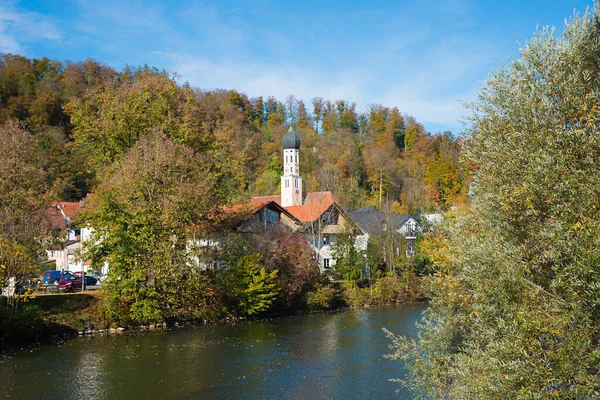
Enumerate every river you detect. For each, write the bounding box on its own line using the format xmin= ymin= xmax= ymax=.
xmin=0 ymin=304 xmax=426 ymax=399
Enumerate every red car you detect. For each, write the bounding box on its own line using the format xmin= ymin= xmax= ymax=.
xmin=56 ymin=274 xmax=86 ymax=292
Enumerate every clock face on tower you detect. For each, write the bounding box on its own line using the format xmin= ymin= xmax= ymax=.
xmin=295 ymin=167 xmax=298 ymax=174
xmin=295 ymin=189 xmax=299 ymax=194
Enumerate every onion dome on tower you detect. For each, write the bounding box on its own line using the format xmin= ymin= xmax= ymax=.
xmin=282 ymin=126 xmax=301 ymax=149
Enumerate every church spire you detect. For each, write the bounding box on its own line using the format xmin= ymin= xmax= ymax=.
xmin=281 ymin=126 xmax=302 ymax=207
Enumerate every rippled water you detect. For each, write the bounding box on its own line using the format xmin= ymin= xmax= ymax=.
xmin=0 ymin=304 xmax=426 ymax=399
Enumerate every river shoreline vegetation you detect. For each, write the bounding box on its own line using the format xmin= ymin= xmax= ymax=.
xmin=387 ymin=4 xmax=600 ymax=399
xmin=0 ymin=53 xmax=441 ymax=349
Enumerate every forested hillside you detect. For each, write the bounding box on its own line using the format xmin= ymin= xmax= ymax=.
xmin=0 ymin=54 xmax=467 ymax=212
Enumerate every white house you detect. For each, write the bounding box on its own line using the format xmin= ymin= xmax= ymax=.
xmin=44 ymin=201 xmax=106 ymax=276
xmin=347 ymin=206 xmax=423 ymax=257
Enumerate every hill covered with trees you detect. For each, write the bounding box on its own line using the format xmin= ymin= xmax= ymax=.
xmin=0 ymin=53 xmax=468 ymax=213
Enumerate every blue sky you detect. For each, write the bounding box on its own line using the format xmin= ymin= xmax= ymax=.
xmin=0 ymin=0 xmax=595 ymax=134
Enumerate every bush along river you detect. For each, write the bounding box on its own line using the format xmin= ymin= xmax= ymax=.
xmin=0 ymin=304 xmax=426 ymax=399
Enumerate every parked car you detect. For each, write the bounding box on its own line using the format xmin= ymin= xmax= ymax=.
xmin=42 ymin=270 xmax=72 ymax=284
xmin=72 ymin=271 xmax=98 ymax=286
xmin=85 ymin=276 xmax=98 ymax=286
xmin=92 ymin=272 xmax=104 ymax=282
xmin=56 ymin=275 xmax=85 ymax=292
xmin=16 ymin=279 xmax=40 ymax=294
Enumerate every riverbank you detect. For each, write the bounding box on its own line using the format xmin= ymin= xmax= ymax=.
xmin=0 ymin=291 xmax=104 ymax=352
xmin=1 ymin=276 xmax=428 ymax=353
xmin=0 ymin=303 xmax=427 ymax=399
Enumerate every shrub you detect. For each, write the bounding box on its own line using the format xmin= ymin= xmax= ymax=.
xmin=305 ymin=284 xmax=339 ymax=310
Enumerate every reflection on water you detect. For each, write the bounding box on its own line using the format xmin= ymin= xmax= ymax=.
xmin=0 ymin=304 xmax=426 ymax=399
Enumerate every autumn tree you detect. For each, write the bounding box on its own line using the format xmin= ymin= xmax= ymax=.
xmin=0 ymin=120 xmax=51 ymax=289
xmin=256 ymin=230 xmax=319 ymax=307
xmin=311 ymin=97 xmax=325 ymax=133
xmin=388 ymin=7 xmax=600 ymax=397
xmin=67 ymin=71 xmax=210 ymax=173
xmin=81 ymin=131 xmax=222 ymax=324
xmin=0 ymin=53 xmax=468 ymax=213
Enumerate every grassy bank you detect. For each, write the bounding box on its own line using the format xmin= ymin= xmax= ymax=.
xmin=0 ymin=291 xmax=104 ymax=350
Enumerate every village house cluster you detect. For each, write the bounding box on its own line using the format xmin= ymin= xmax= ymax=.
xmin=44 ymin=126 xmax=437 ymax=276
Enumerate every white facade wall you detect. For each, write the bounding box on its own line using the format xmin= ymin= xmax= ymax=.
xmin=281 ymin=148 xmax=302 ymax=207
xmin=46 ymin=242 xmax=82 ymax=272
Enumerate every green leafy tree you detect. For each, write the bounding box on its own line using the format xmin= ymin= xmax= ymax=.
xmin=388 ymin=6 xmax=600 ymax=398
xmin=330 ymin=234 xmax=363 ymax=282
xmin=224 ymin=254 xmax=278 ymax=316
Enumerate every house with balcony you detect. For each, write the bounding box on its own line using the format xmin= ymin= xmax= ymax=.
xmin=347 ymin=206 xmax=422 ymax=257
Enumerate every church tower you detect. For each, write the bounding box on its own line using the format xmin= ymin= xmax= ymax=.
xmin=281 ymin=126 xmax=302 ymax=207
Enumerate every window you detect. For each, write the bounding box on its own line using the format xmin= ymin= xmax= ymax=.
xmin=285 ymin=179 xmax=289 ymax=188
xmin=286 ymin=155 xmax=288 ymax=163
xmin=295 ymin=154 xmax=298 ymax=163
xmin=323 ymin=235 xmax=330 ymax=245
xmin=265 ymin=208 xmax=279 ymax=224
xmin=406 ymin=241 xmax=415 ymax=257
xmin=323 ymin=259 xmax=330 ymax=268
xmin=295 ymin=178 xmax=298 ymax=188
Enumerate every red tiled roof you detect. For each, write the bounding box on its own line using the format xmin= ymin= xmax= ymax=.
xmin=252 ymin=191 xmax=337 ymax=222
xmin=45 ymin=201 xmax=85 ymax=230
xmin=46 ymin=206 xmax=67 ymax=230
xmin=284 ymin=192 xmax=335 ymax=222
xmin=251 ymin=195 xmax=281 ymax=205
xmin=222 ymin=201 xmax=270 ymax=214
xmin=57 ymin=202 xmax=83 ymax=219
xmin=216 ymin=201 xmax=272 ymax=230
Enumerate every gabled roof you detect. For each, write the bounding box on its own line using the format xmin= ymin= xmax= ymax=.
xmin=46 ymin=201 xmax=85 ymax=230
xmin=220 ymin=200 xmax=301 ymax=230
xmin=347 ymin=206 xmax=415 ymax=236
xmin=47 ymin=206 xmax=67 ymax=230
xmin=57 ymin=202 xmax=83 ymax=219
xmin=284 ymin=192 xmax=336 ymax=223
xmin=251 ymin=191 xmax=336 ymax=223
xmin=251 ymin=195 xmax=281 ymax=205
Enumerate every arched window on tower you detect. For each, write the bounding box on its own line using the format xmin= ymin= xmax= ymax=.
xmin=295 ymin=154 xmax=298 ymax=163
xmin=295 ymin=178 xmax=298 ymax=188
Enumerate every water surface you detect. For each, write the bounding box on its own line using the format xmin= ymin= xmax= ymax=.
xmin=0 ymin=304 xmax=426 ymax=399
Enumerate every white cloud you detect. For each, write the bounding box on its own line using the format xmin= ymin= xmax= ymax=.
xmin=163 ymin=53 xmax=370 ymax=106
xmin=160 ymin=50 xmax=485 ymax=134
xmin=0 ymin=30 xmax=21 ymax=53
xmin=0 ymin=5 xmax=62 ymax=54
